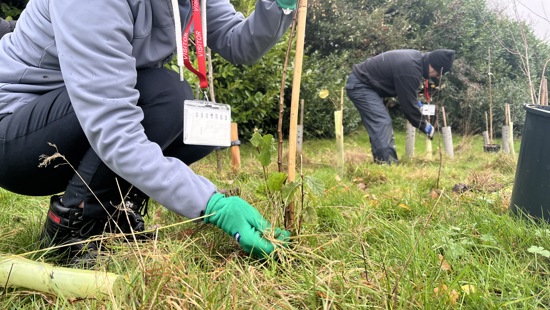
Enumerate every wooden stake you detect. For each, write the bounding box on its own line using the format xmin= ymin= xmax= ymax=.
xmin=483 ymin=111 xmax=490 ymax=146
xmin=482 ymin=131 xmax=490 ymax=145
xmin=230 ymin=122 xmax=240 ymax=173
xmin=441 ymin=106 xmax=448 ymax=128
xmin=335 ymin=109 xmax=344 ymax=177
xmin=286 ymin=0 xmax=308 ymax=231
xmin=276 ymin=14 xmax=297 ymax=173
xmin=336 ymin=87 xmax=345 ymax=176
xmin=340 ymin=87 xmax=344 ymax=111
xmin=509 ymin=121 xmax=515 ymax=155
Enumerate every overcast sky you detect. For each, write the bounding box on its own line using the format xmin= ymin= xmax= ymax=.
xmin=488 ymin=0 xmax=550 ymax=42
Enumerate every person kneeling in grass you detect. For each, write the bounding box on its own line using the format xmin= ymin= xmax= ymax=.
xmin=346 ymin=49 xmax=455 ymax=164
xmin=0 ymin=0 xmax=296 ymax=266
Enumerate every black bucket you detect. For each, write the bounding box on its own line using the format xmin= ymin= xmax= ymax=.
xmin=510 ymin=104 xmax=550 ymax=222
xmin=483 ymin=144 xmax=501 ymax=153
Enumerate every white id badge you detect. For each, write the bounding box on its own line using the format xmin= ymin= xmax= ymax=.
xmin=183 ymin=100 xmax=231 ymax=147
xmin=421 ymin=104 xmax=436 ymax=116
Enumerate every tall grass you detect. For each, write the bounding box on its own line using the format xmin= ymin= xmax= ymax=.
xmin=1 ymin=130 xmax=548 ymax=309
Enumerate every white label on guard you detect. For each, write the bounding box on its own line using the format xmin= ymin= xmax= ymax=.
xmin=421 ymin=104 xmax=436 ymax=116
xmin=184 ymin=100 xmax=231 ymax=147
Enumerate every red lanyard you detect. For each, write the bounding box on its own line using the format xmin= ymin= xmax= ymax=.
xmin=424 ymin=79 xmax=431 ymax=103
xmin=182 ymin=0 xmax=208 ymax=89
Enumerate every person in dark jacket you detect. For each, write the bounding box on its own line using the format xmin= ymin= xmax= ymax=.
xmin=0 ymin=18 xmax=16 ymax=39
xmin=0 ymin=0 xmax=296 ymax=266
xmin=345 ymin=49 xmax=455 ymax=164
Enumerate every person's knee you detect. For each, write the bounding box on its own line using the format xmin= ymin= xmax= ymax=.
xmin=136 ymin=68 xmax=192 ymax=106
xmin=136 ymin=68 xmax=192 ymax=124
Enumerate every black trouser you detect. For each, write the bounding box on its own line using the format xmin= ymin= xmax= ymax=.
xmin=0 ymin=68 xmax=216 ymax=218
xmin=345 ymin=73 xmax=398 ymax=164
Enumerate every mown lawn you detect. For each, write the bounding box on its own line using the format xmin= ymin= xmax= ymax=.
xmin=1 ymin=130 xmax=548 ymax=309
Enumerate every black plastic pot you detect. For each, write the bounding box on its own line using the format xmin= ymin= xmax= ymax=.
xmin=483 ymin=144 xmax=501 ymax=153
xmin=510 ymin=104 xmax=550 ymax=222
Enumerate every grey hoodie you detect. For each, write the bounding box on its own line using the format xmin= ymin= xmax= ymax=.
xmin=0 ymin=0 xmax=293 ymax=219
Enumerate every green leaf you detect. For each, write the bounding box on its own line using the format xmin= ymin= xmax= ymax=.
xmin=302 ymin=205 xmax=318 ymax=224
xmin=527 ymin=246 xmax=550 ymax=258
xmin=319 ymin=89 xmax=330 ymax=98
xmin=303 ymin=176 xmax=325 ymax=197
xmin=282 ymin=181 xmax=301 ymax=204
xmin=249 ymin=132 xmax=275 ymax=167
xmin=254 ymin=183 xmax=268 ymax=197
xmin=170 ymin=65 xmax=180 ymax=73
xmin=480 ymin=234 xmax=497 ymax=245
xmin=266 ymin=172 xmax=288 ymax=192
xmin=258 ymin=134 xmax=274 ymax=167
xmin=250 ymin=132 xmax=263 ymax=148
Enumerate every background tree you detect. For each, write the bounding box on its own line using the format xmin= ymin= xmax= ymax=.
xmin=0 ymin=0 xmax=26 ymax=19
xmin=303 ymin=0 xmax=549 ymax=137
xmin=3 ymin=0 xmax=549 ymax=139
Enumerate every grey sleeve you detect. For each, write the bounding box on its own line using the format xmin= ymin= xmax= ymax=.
xmin=51 ymin=0 xmax=217 ymax=220
xmin=202 ymin=0 xmax=294 ymax=65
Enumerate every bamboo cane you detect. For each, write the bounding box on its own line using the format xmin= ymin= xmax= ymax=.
xmin=485 ymin=111 xmax=488 ymax=133
xmin=286 ymin=0 xmax=308 ymax=231
xmin=0 ymin=255 xmax=125 ymax=299
xmin=287 ymin=0 xmax=307 ymax=183
xmin=483 ymin=111 xmax=490 ymax=145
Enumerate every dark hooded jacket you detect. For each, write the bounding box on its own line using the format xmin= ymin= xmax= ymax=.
xmin=352 ymin=49 xmax=430 ymax=131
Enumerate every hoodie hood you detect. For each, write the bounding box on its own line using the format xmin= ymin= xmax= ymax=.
xmin=421 ymin=52 xmax=431 ymax=80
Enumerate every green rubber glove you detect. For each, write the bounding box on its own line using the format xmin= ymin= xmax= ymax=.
xmin=204 ymin=193 xmax=291 ymax=257
xmin=276 ymin=0 xmax=297 ymax=11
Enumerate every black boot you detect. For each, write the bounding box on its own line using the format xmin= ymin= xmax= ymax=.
xmin=107 ymin=188 xmax=153 ymax=240
xmin=41 ymin=195 xmax=104 ymax=266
